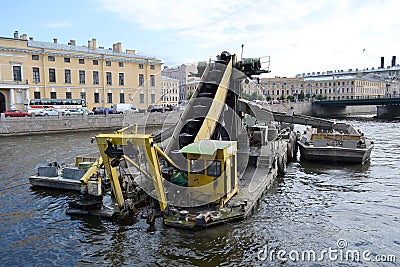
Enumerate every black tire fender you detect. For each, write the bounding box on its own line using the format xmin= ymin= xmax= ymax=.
xmin=278 ymin=154 xmax=287 ymax=175
xmin=287 ymin=142 xmax=294 ymax=161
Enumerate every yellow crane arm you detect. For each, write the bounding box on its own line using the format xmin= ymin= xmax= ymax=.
xmin=80 ymin=157 xmax=103 ymax=184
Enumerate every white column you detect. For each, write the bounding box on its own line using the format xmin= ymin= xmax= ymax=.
xmin=9 ymin=88 xmax=15 ymax=109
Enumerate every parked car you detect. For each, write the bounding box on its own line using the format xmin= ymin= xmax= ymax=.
xmin=163 ymin=105 xmax=174 ymax=111
xmin=112 ymin=104 xmax=139 ymax=114
xmin=81 ymin=108 xmax=94 ymax=115
xmin=37 ymin=108 xmax=60 ymax=116
xmin=92 ymin=107 xmax=114 ymax=115
xmin=65 ymin=108 xmax=94 ymax=115
xmin=147 ymin=105 xmax=165 ymax=112
xmin=4 ymin=110 xmax=31 ymax=117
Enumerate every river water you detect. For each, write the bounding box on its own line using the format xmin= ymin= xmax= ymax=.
xmin=0 ymin=119 xmax=399 ymax=266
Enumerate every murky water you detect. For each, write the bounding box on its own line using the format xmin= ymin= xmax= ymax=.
xmin=0 ymin=120 xmax=399 ymax=266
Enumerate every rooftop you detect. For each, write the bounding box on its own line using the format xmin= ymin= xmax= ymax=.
xmin=180 ymin=140 xmax=236 ymax=155
xmin=304 ymin=75 xmax=383 ymax=82
xmin=28 ymin=40 xmax=158 ymax=61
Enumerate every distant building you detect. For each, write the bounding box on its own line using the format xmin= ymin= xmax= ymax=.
xmin=259 ymin=77 xmax=305 ymax=100
xmin=161 ymin=76 xmax=179 ymax=107
xmin=241 ymin=78 xmax=262 ymax=97
xmin=304 ymin=75 xmax=386 ymax=100
xmin=259 ymin=75 xmax=386 ymax=100
xmin=162 ymin=64 xmax=199 ymax=104
xmin=296 ymin=55 xmax=400 ymax=98
xmin=184 ymin=80 xmax=201 ymax=101
xmin=0 ymin=31 xmax=162 ymax=112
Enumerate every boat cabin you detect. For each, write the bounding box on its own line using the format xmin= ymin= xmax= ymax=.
xmin=180 ymin=140 xmax=238 ymax=206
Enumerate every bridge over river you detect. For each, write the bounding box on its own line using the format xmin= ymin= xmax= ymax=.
xmin=312 ymin=97 xmax=400 ymax=118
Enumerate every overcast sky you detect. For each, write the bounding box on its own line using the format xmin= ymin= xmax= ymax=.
xmin=1 ymin=0 xmax=399 ymax=77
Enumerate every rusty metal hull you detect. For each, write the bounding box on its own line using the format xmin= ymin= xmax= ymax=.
xmin=298 ymin=141 xmax=373 ymax=164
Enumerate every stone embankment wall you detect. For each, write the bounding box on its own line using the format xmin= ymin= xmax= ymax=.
xmin=0 ymin=112 xmax=180 ymax=136
xmin=0 ymin=103 xmax=379 ymax=136
xmin=266 ymin=101 xmax=377 ymax=116
xmin=264 ymin=101 xmax=313 ymax=115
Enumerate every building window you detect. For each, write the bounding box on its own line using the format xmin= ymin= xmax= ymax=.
xmin=151 ymin=93 xmax=155 ymax=103
xmin=79 ymin=70 xmax=85 ymax=84
xmin=65 ymin=69 xmax=71 ymax=83
xmin=93 ymin=59 xmax=98 ymax=65
xmin=50 ymin=92 xmax=57 ymax=99
xmin=93 ymin=71 xmax=99 ymax=85
xmin=48 ymin=56 xmax=55 ymax=62
xmin=106 ymin=72 xmax=112 ymax=85
xmin=119 ymin=62 xmax=124 ymax=67
xmin=150 ymin=65 xmax=155 ymax=70
xmin=33 ymin=67 xmax=40 ymax=83
xmin=80 ymin=92 xmax=86 ymax=101
xmin=49 ymin=68 xmax=56 ymax=82
xmin=139 ymin=74 xmax=144 ymax=86
xmin=107 ymin=93 xmax=112 ymax=103
xmin=79 ymin=58 xmax=85 ymax=64
xmin=150 ymin=75 xmax=155 ymax=87
xmin=32 ymin=55 xmax=39 ymax=60
xmin=34 ymin=91 xmax=41 ymax=99
xmin=120 ymin=93 xmax=125 ymax=103
xmin=94 ymin=93 xmax=99 ymax=103
xmin=140 ymin=93 xmax=144 ymax=103
xmin=64 ymin=57 xmax=70 ymax=63
xmin=66 ymin=92 xmax=72 ymax=99
xmin=13 ymin=66 xmax=22 ymax=81
xmin=119 ymin=73 xmax=124 ymax=85
xmin=139 ymin=64 xmax=144 ymax=69
xmin=106 ymin=61 xmax=111 ymax=66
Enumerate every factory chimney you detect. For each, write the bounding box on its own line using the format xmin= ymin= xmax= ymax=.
xmin=392 ymin=56 xmax=396 ymax=67
xmin=380 ymin=57 xmax=384 ymax=68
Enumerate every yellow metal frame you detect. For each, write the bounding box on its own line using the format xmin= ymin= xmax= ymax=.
xmin=95 ymin=133 xmax=168 ymax=212
xmin=80 ymin=157 xmax=103 ymax=184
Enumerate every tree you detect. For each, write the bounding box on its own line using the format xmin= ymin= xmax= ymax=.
xmin=315 ymin=94 xmax=327 ymax=100
xmin=187 ymin=91 xmax=193 ymax=100
xmin=287 ymin=95 xmax=295 ymax=101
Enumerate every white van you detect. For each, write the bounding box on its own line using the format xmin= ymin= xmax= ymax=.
xmin=113 ymin=104 xmax=139 ymax=114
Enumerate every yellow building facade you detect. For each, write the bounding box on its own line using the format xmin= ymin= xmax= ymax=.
xmin=259 ymin=76 xmax=386 ymax=100
xmin=0 ymin=31 xmax=162 ymax=112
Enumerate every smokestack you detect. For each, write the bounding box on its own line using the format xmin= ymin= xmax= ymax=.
xmin=113 ymin=42 xmax=122 ymax=53
xmin=380 ymin=57 xmax=384 ymax=68
xmin=392 ymin=56 xmax=396 ymax=67
xmin=53 ymin=38 xmax=58 ymax=44
xmin=13 ymin=31 xmax=19 ymax=39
